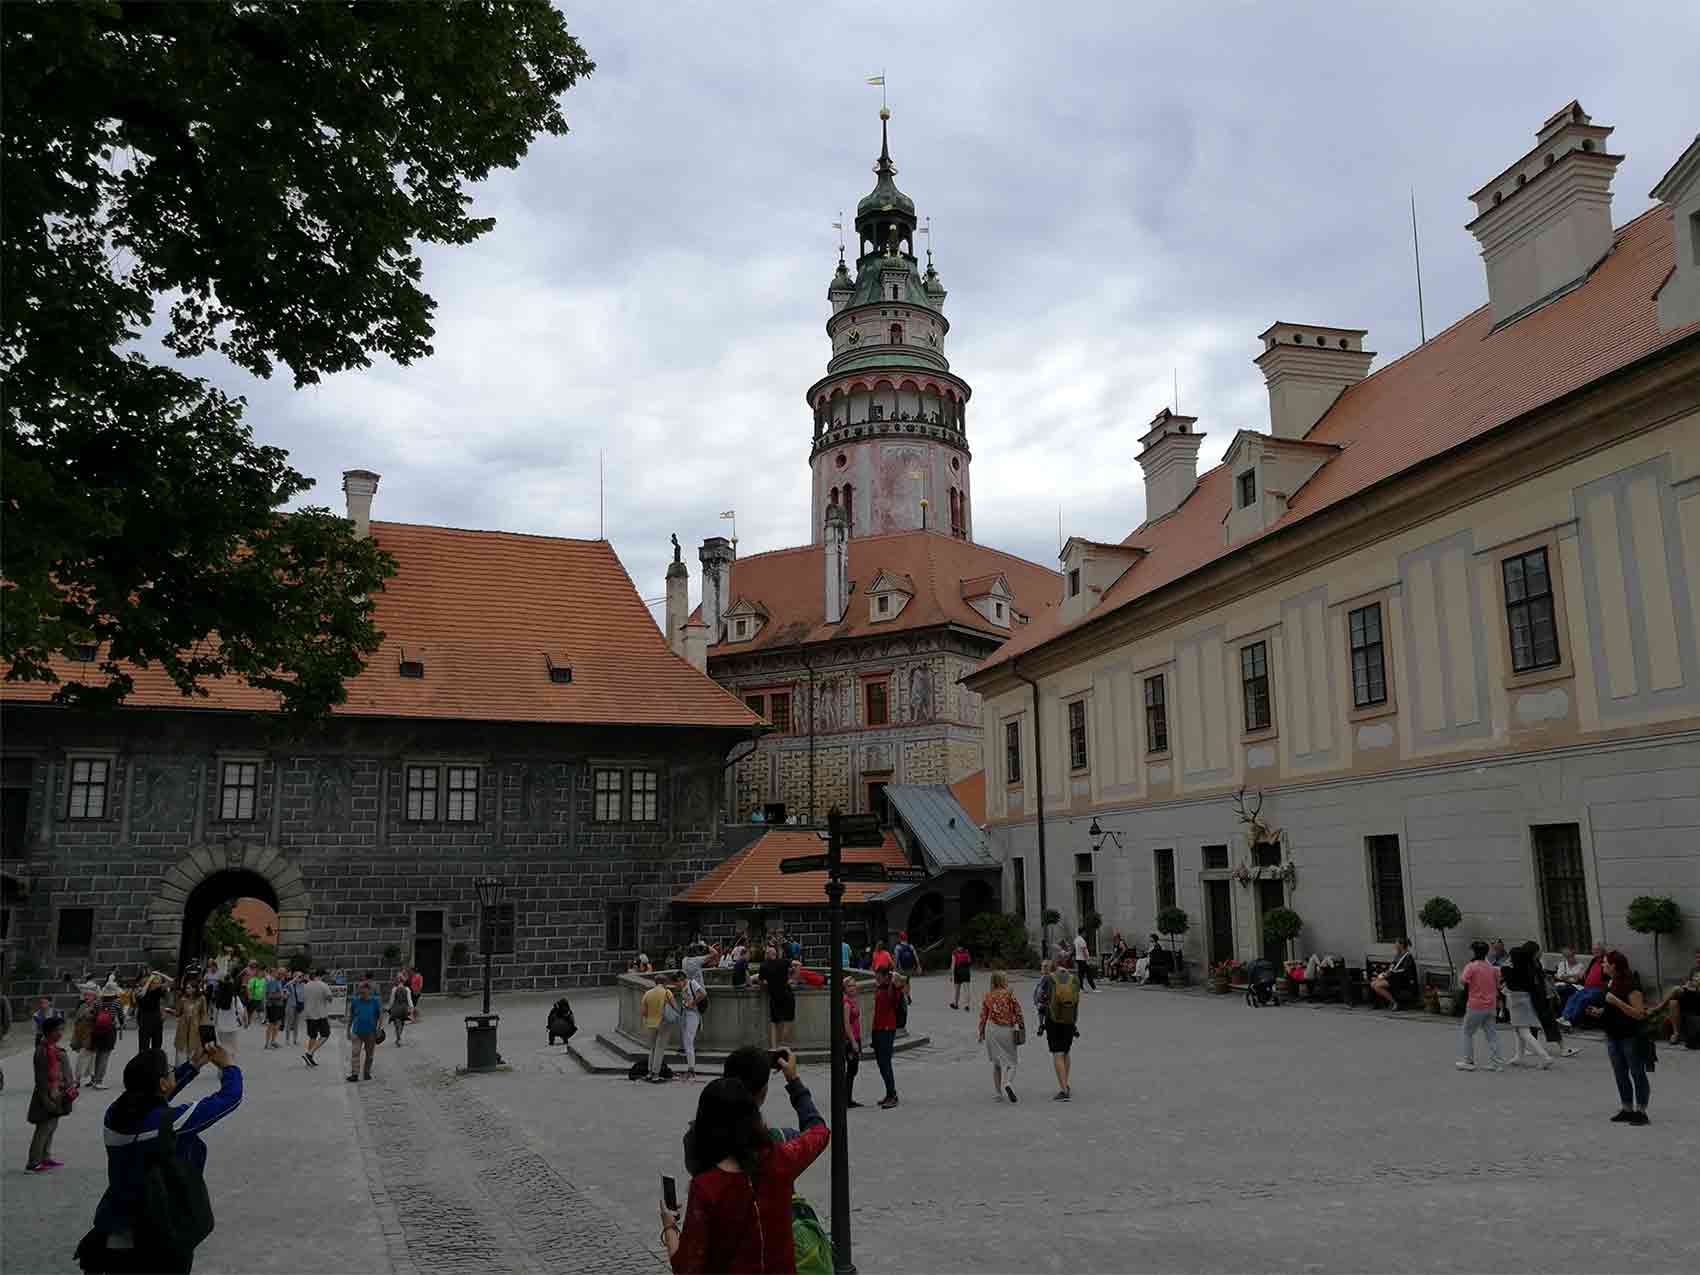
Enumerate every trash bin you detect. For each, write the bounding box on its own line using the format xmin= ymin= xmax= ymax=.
xmin=464 ymin=1013 xmax=500 ymax=1071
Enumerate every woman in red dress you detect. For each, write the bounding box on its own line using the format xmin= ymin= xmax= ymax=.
xmin=664 ymin=1051 xmax=829 ymax=1273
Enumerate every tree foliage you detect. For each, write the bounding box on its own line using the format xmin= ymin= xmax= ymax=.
xmin=200 ymin=901 xmax=273 ymax=965
xmin=959 ymin=911 xmax=1036 ymax=967
xmin=1156 ymin=905 xmax=1189 ymax=950
xmin=2 ymin=1 xmax=593 ymax=717
xmin=1418 ymin=896 xmax=1462 ymax=978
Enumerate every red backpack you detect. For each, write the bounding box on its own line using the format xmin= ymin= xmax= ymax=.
xmin=93 ymin=1006 xmax=116 ymax=1035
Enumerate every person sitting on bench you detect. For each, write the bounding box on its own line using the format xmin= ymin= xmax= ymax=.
xmin=1371 ymin=939 xmax=1418 ymax=1009
xmin=1559 ymin=943 xmax=1608 ymax=1026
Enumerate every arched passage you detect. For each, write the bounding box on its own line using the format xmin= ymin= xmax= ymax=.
xmin=905 ymin=891 xmax=946 ymax=948
xmin=959 ymin=878 xmax=995 ymax=926
xmin=180 ymin=869 xmax=279 ymax=971
xmin=146 ymin=842 xmax=310 ymax=973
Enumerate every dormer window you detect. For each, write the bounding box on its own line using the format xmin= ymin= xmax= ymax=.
xmin=1237 ymin=470 xmax=1257 ymax=508
xmin=995 ymin=601 xmax=1004 ymax=620
xmin=735 ymin=619 xmax=749 ymax=640
xmin=877 ymin=595 xmax=890 ymax=615
xmin=1068 ymin=569 xmax=1081 ymax=598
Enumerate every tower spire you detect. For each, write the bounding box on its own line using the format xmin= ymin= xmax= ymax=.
xmin=877 ymin=105 xmax=894 ymax=177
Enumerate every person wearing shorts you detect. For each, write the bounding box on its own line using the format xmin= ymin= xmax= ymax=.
xmin=758 ymin=948 xmax=796 ymax=1051
xmin=300 ymin=971 xmax=334 ymax=1068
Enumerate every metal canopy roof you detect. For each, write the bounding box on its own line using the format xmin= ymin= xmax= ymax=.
xmin=883 ymin=784 xmax=998 ymax=871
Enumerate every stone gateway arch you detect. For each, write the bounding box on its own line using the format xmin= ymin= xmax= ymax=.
xmin=148 ymin=841 xmax=311 ymax=971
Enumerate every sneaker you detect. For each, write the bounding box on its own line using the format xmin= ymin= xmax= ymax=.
xmin=302 ymin=1053 xmax=314 ymax=1067
xmin=1061 ymin=1089 xmax=1072 ymax=1101
xmin=1455 ymin=1061 xmax=1476 ymax=1071
xmin=1558 ymin=1045 xmax=1580 ymax=1057
xmin=346 ymin=1074 xmax=359 ymax=1082
xmin=1486 ymin=1062 xmax=1504 ymax=1072
xmin=1053 ymin=1090 xmax=1068 ymax=1100
xmin=1005 ymin=1085 xmax=1018 ymax=1103
xmin=41 ymin=1159 xmax=65 ymax=1168
xmin=1629 ymin=1110 xmax=1650 ymax=1126
xmin=1610 ymin=1109 xmax=1633 ymax=1122
xmin=1557 ymin=1018 xmax=1572 ymax=1028
xmin=25 ymin=1163 xmax=48 ymax=1174
xmin=878 ymin=1096 xmax=899 ymax=1109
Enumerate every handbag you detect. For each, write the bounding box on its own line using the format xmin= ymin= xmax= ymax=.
xmin=662 ymin=996 xmax=681 ymax=1025
xmin=375 ymin=1027 xmax=387 ymax=1045
xmin=1012 ymin=1024 xmax=1026 ymax=1047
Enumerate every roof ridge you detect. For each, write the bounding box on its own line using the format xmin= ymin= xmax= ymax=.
xmin=372 ymin=520 xmax=611 ymax=546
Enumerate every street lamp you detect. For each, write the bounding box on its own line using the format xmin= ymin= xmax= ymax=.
xmin=465 ymin=875 xmax=504 ymax=1072
xmin=1087 ymin=818 xmax=1124 ymax=852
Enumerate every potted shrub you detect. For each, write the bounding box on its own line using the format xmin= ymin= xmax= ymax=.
xmin=1210 ymin=958 xmax=1243 ymax=994
xmin=1626 ymin=896 xmax=1681 ymax=988
xmin=1262 ymin=908 xmax=1304 ymax=994
xmin=449 ymin=941 xmax=469 ymax=967
xmin=1155 ymin=907 xmax=1189 ymax=984
xmin=1417 ymin=896 xmax=1461 ymax=1011
xmin=382 ymin=943 xmax=403 ymax=965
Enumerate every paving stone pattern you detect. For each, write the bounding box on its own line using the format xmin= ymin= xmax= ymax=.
xmin=350 ymin=1051 xmax=664 ymax=1275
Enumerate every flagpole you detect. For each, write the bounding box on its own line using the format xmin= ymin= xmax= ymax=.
xmin=1410 ymin=189 xmax=1427 ymax=346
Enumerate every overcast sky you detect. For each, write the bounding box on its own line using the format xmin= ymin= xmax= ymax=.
xmin=212 ymin=2 xmax=1699 ymax=617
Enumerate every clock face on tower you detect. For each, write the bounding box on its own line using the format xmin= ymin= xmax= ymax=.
xmin=846 ymin=327 xmax=862 ymax=345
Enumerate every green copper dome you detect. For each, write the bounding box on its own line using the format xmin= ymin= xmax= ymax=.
xmin=855 ymin=109 xmax=916 ymax=226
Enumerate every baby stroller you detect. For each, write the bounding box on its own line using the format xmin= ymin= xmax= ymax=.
xmin=546 ymin=996 xmax=577 ymax=1045
xmin=1244 ymin=959 xmax=1281 ymax=1008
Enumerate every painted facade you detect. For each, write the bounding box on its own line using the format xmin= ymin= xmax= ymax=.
xmin=966 ymin=104 xmax=1700 ymax=982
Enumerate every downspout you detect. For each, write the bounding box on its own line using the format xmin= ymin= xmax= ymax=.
xmin=1012 ymin=659 xmax=1049 ymax=958
xmin=804 ymin=651 xmax=817 ymax=824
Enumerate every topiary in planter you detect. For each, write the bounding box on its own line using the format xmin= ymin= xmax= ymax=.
xmin=1262 ymin=907 xmax=1303 ymax=963
xmin=449 ymin=941 xmax=470 ymax=967
xmin=1418 ymin=896 xmax=1462 ymax=986
xmin=1626 ymin=896 xmax=1681 ymax=988
xmin=1156 ymin=906 xmax=1189 ymax=957
xmin=382 ymin=943 xmax=403 ymax=965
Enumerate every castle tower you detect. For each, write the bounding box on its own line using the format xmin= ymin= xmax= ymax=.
xmin=807 ymin=108 xmax=974 ymax=543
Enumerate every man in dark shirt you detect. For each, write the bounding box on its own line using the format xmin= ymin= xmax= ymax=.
xmin=757 ymin=946 xmax=795 ymax=1051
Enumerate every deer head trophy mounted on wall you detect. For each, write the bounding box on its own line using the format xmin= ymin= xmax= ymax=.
xmin=1232 ymin=785 xmax=1278 ymax=850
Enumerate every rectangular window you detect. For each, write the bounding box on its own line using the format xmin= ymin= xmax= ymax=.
xmin=1503 ymin=547 xmax=1561 ymax=672
xmin=67 ymin=758 xmax=110 ymax=820
xmin=1067 ymin=699 xmax=1089 ymax=771
xmin=1348 ymin=603 xmax=1388 ymax=708
xmin=445 ymin=766 xmax=479 ymax=822
xmin=3 ymin=758 xmax=34 ymax=858
xmin=744 ymin=694 xmax=765 ymax=719
xmin=219 ymin=761 xmax=259 ymax=822
xmin=1237 ymin=469 xmax=1257 ymax=508
xmin=630 ymin=769 xmax=659 ymax=822
xmin=769 ymin=692 xmax=791 ymax=734
xmin=593 ymin=768 xmax=623 ymax=822
xmin=57 ymin=906 xmax=95 ymax=954
xmin=1143 ymin=674 xmax=1168 ymax=753
xmin=1533 ymin=823 xmax=1591 ymax=952
xmin=605 ymin=899 xmax=639 ymax=951
xmin=1004 ymin=720 xmax=1022 ymax=784
xmin=1074 ymin=852 xmax=1094 ymax=876
xmin=1154 ymin=848 xmax=1176 ymax=912
xmin=1202 ymin=844 xmax=1229 ymax=870
xmin=865 ymin=680 xmax=888 ymax=727
xmin=1366 ymin=834 xmax=1407 ymax=942
xmin=480 ymin=902 xmax=516 ymax=956
xmin=404 ymin=765 xmax=439 ymax=821
xmin=877 ymin=594 xmax=890 ymax=615
xmin=1240 ymin=641 xmax=1272 ymax=732
xmin=1068 ymin=568 xmax=1081 ymax=597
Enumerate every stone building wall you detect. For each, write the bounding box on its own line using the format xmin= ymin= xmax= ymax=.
xmin=677 ymin=905 xmax=881 ymax=968
xmin=0 ymin=708 xmax=742 ymax=998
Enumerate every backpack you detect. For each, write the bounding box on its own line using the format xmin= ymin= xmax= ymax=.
xmin=892 ymin=984 xmax=909 ymax=1032
xmin=1048 ymin=971 xmax=1080 ymax=1025
xmin=390 ymin=986 xmax=410 ymax=1014
xmin=895 ymin=942 xmax=917 ymax=970
xmin=791 ymin=1195 xmax=833 ymax=1275
xmin=137 ymin=1113 xmax=216 ymax=1266
xmin=94 ymin=1007 xmax=116 ymax=1035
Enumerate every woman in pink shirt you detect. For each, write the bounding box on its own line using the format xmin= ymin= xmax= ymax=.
xmin=1456 ymin=941 xmax=1505 ymax=1071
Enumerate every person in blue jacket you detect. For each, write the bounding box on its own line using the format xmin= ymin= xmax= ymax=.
xmin=346 ymin=980 xmax=384 ymax=1082
xmin=76 ymin=1043 xmax=242 ymax=1272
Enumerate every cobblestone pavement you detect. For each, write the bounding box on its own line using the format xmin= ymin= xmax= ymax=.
xmin=0 ymin=1022 xmax=385 ymax=1274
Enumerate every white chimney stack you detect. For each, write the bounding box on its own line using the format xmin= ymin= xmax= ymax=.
xmin=697 ymin=536 xmax=735 ymax=644
xmin=680 ymin=620 xmax=710 ymax=673
xmin=1467 ymin=101 xmax=1622 ymax=327
xmin=1254 ymin=323 xmax=1374 ymax=440
xmin=342 ymin=469 xmax=381 ymax=539
xmin=823 ymin=503 xmax=850 ymax=625
xmin=1135 ymin=409 xmax=1204 ymax=524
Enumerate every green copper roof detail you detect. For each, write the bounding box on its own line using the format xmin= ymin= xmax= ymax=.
xmin=855 ymin=108 xmax=916 ymax=225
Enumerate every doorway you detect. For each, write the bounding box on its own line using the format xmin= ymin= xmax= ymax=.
xmin=1206 ymin=879 xmax=1233 ymax=967
xmin=178 ymin=868 xmax=280 ymax=974
xmin=1074 ymin=879 xmax=1097 ymax=953
xmin=414 ymin=909 xmax=445 ymax=993
xmin=1257 ymin=878 xmax=1286 ymax=967
xmin=866 ymin=778 xmax=891 ymax=825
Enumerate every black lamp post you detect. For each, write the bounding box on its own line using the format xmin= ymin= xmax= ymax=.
xmin=465 ymin=875 xmax=504 ymax=1072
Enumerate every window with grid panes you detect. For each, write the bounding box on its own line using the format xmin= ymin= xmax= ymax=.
xmin=1237 ymin=469 xmax=1257 ymax=508
xmin=630 ymin=770 xmax=659 ymax=821
xmin=404 ymin=765 xmax=438 ymax=821
xmin=67 ymin=758 xmax=109 ymax=819
xmin=1366 ymin=835 xmax=1407 ymax=942
xmin=865 ymin=681 xmax=888 ymax=726
xmin=445 ymin=766 xmax=479 ymax=822
xmin=1347 ymin=603 xmax=1388 ymax=707
xmin=1154 ymin=848 xmax=1177 ymax=911
xmin=1240 ymin=641 xmax=1272 ymax=731
xmin=744 ymin=694 xmax=765 ymax=719
xmin=1202 ymin=845 xmax=1229 ymax=870
xmin=480 ymin=902 xmax=516 ymax=955
xmin=1067 ymin=699 xmax=1089 ymax=771
xmin=219 ymin=761 xmax=259 ymax=821
xmin=1502 ymin=547 xmax=1561 ymax=672
xmin=770 ymin=693 xmax=791 ymax=734
xmin=1144 ymin=674 xmax=1168 ymax=753
xmin=1004 ymin=720 xmax=1021 ymax=784
xmin=1533 ymin=823 xmax=1591 ymax=951
xmin=593 ymin=768 xmax=623 ymax=822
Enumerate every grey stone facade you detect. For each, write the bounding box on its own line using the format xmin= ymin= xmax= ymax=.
xmin=0 ymin=705 xmax=746 ymax=998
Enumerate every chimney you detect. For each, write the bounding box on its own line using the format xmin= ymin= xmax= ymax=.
xmin=1467 ymin=101 xmax=1623 ymax=326
xmin=823 ymin=503 xmax=850 ymax=625
xmin=1254 ymin=323 xmax=1374 ymax=440
xmin=1135 ymin=409 xmax=1204 ymax=523
xmin=697 ymin=536 xmax=735 ymax=644
xmin=680 ymin=620 xmax=710 ymax=673
xmin=342 ymin=469 xmax=381 ymax=539
xmin=1650 ymin=133 xmax=1700 ymax=334
xmin=665 ymin=543 xmax=689 ymax=657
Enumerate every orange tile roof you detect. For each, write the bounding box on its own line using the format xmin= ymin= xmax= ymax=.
xmin=2 ymin=523 xmax=762 ymax=729
xmin=949 ymin=770 xmax=987 ymax=826
xmin=705 ymin=529 xmax=1060 ymax=654
xmin=977 ymin=207 xmax=1699 ymax=678
xmin=673 ymin=827 xmax=909 ymax=906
